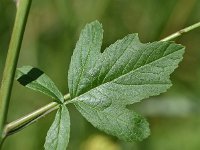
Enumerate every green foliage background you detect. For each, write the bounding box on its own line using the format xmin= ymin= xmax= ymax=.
xmin=0 ymin=0 xmax=200 ymax=149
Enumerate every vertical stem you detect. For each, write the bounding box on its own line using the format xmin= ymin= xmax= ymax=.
xmin=0 ymin=0 xmax=32 ymax=144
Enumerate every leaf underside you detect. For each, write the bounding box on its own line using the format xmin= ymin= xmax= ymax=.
xmin=16 ymin=66 xmax=64 ymax=103
xmin=44 ymin=105 xmax=70 ymax=150
xmin=68 ymin=21 xmax=185 ymax=141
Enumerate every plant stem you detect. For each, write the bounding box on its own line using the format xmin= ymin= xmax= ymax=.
xmin=4 ymin=94 xmax=70 ymax=137
xmin=161 ymin=21 xmax=200 ymax=41
xmin=0 ymin=0 xmax=32 ymax=144
xmin=2 ymin=21 xmax=200 ymax=139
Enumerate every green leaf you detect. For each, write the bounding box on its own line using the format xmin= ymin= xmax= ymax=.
xmin=68 ymin=21 xmax=185 ymax=141
xmin=16 ymin=66 xmax=64 ymax=103
xmin=44 ymin=105 xmax=70 ymax=150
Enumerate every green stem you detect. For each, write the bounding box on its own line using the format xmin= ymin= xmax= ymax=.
xmin=161 ymin=21 xmax=200 ymax=41
xmin=0 ymin=0 xmax=32 ymax=144
xmin=4 ymin=94 xmax=70 ymax=137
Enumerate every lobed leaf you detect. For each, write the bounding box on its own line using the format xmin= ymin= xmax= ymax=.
xmin=44 ymin=105 xmax=70 ymax=150
xmin=16 ymin=66 xmax=64 ymax=103
xmin=68 ymin=21 xmax=185 ymax=141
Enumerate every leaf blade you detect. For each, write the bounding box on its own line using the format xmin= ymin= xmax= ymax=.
xmin=16 ymin=66 xmax=64 ymax=103
xmin=68 ymin=21 xmax=185 ymax=141
xmin=75 ymin=100 xmax=150 ymax=141
xmin=44 ymin=105 xmax=70 ymax=150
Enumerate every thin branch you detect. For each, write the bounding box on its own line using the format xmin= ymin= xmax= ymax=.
xmin=161 ymin=21 xmax=200 ymax=41
xmin=0 ymin=0 xmax=32 ymax=144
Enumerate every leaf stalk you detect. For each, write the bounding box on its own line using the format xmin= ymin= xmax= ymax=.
xmin=4 ymin=94 xmax=70 ymax=137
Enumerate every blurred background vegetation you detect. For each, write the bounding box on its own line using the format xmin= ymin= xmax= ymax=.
xmin=1 ymin=0 xmax=200 ymax=149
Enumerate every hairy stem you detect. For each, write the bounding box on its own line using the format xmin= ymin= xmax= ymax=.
xmin=2 ymin=21 xmax=200 ymax=139
xmin=161 ymin=21 xmax=200 ymax=41
xmin=0 ymin=0 xmax=32 ymax=144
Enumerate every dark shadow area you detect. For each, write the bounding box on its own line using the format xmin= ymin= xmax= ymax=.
xmin=17 ymin=68 xmax=44 ymax=86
